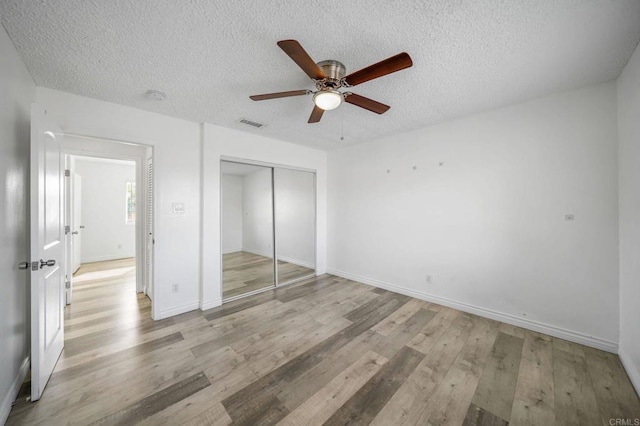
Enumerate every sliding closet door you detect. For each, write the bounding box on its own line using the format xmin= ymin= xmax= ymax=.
xmin=221 ymin=161 xmax=275 ymax=299
xmin=274 ymin=168 xmax=316 ymax=285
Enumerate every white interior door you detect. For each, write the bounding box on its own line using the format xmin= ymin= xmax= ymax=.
xmin=72 ymin=172 xmax=82 ymax=273
xmin=30 ymin=104 xmax=65 ymax=402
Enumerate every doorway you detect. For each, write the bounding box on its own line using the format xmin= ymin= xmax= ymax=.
xmin=220 ymin=159 xmax=316 ymax=301
xmin=61 ymin=134 xmax=153 ymax=317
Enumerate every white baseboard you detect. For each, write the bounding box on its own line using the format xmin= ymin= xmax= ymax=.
xmin=82 ymin=254 xmax=136 ymax=263
xmin=222 ymin=247 xmax=242 ymax=255
xmin=242 ymin=247 xmax=273 ymax=259
xmin=156 ymin=302 xmax=200 ymax=320
xmin=200 ymin=298 xmax=222 ymax=311
xmin=619 ymin=347 xmax=640 ymax=396
xmin=240 ymin=249 xmax=314 ymax=270
xmin=277 ymin=255 xmax=315 ymax=270
xmin=278 ymin=272 xmax=317 ymax=287
xmin=327 ymin=268 xmax=618 ymax=353
xmin=1 ymin=356 xmax=30 ymax=425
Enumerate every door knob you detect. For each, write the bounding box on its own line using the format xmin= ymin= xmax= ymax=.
xmin=18 ymin=261 xmax=29 ymax=270
xmin=72 ymin=231 xmax=79 ymax=235
xmin=39 ymin=259 xmax=56 ymax=269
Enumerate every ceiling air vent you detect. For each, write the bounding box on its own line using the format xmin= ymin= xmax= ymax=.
xmin=239 ymin=118 xmax=264 ymax=128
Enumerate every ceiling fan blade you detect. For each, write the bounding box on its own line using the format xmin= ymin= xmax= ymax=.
xmin=277 ymin=40 xmax=326 ymax=80
xmin=344 ymin=93 xmax=390 ymax=114
xmin=308 ymin=105 xmax=324 ymax=123
xmin=343 ymin=52 xmax=413 ymax=86
xmin=250 ymin=90 xmax=310 ymax=101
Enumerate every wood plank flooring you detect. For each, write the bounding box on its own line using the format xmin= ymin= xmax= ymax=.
xmin=7 ymin=259 xmax=640 ymax=425
xmin=223 ymin=251 xmax=314 ymax=299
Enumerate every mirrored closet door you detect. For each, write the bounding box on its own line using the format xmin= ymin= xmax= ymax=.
xmin=274 ymin=168 xmax=316 ymax=285
xmin=221 ymin=160 xmax=316 ymax=301
xmin=221 ymin=161 xmax=275 ymax=299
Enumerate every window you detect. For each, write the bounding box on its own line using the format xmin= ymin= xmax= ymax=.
xmin=126 ymin=181 xmax=136 ymax=224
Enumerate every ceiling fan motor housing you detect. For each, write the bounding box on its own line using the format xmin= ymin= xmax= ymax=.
xmin=316 ymin=60 xmax=346 ymax=88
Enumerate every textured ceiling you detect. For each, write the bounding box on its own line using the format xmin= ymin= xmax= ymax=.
xmin=2 ymin=1 xmax=640 ymax=150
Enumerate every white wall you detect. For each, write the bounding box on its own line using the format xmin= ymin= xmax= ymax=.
xmin=36 ymin=87 xmax=201 ymax=320
xmin=73 ymin=158 xmax=136 ymax=263
xmin=201 ymin=124 xmax=328 ymax=310
xmin=221 ymin=174 xmax=243 ymax=254
xmin=617 ymin=42 xmax=640 ymax=393
xmin=0 ymin=25 xmax=35 ymax=424
xmin=242 ymin=168 xmax=274 ymax=257
xmin=275 ymin=168 xmax=316 ymax=268
xmin=328 ymin=82 xmax=619 ymax=352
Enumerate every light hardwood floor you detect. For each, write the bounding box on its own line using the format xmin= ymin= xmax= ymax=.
xmin=223 ymin=251 xmax=315 ymax=299
xmin=7 ymin=259 xmax=640 ymax=425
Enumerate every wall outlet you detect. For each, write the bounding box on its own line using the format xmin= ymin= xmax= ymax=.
xmin=172 ymin=284 xmax=179 ymax=293
xmin=426 ymin=275 xmax=432 ymax=284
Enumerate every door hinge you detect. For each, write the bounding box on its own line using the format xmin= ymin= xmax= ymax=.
xmin=65 ymin=169 xmax=71 ymax=177
xmin=31 ymin=261 xmax=39 ymax=271
xmin=65 ymin=281 xmax=71 ymax=289
xmin=65 ymin=225 xmax=70 ymax=234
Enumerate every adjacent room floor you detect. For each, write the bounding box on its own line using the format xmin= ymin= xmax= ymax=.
xmin=7 ymin=260 xmax=640 ymax=425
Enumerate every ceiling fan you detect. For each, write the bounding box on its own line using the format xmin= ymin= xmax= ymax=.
xmin=250 ymin=40 xmax=413 ymax=123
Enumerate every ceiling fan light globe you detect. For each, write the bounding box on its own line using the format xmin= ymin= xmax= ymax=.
xmin=313 ymin=90 xmax=342 ymax=111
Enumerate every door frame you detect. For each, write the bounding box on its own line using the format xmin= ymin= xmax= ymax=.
xmin=61 ymin=133 xmax=154 ymax=318
xmin=62 ymin=159 xmax=83 ymax=304
xmin=71 ymin=171 xmax=82 ymax=274
xmin=63 ymin=155 xmax=72 ymax=305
